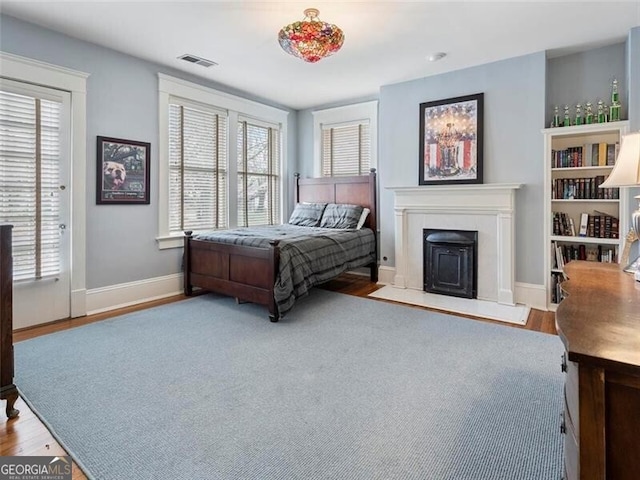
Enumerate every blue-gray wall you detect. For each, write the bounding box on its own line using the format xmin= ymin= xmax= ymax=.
xmin=302 ymin=54 xmax=548 ymax=285
xmin=298 ymin=39 xmax=638 ymax=287
xmin=377 ymin=53 xmax=546 ymax=285
xmin=546 ymin=43 xmax=627 ymax=124
xmin=546 ymin=35 xmax=640 ymax=261
xmin=629 ymin=27 xmax=640 ymax=132
xmin=0 ymin=14 xmax=298 ymax=290
xmin=2 ymin=13 xmax=638 ymax=291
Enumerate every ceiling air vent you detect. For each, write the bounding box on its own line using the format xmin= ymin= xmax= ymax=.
xmin=177 ymin=54 xmax=218 ymax=68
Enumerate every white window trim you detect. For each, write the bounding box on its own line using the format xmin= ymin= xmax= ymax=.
xmin=312 ymin=100 xmax=378 ymax=177
xmin=0 ymin=51 xmax=89 ymax=318
xmin=157 ymin=74 xmax=289 ymax=249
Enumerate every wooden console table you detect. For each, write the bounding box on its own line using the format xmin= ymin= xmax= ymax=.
xmin=0 ymin=224 xmax=19 ymax=419
xmin=556 ymin=261 xmax=640 ymax=480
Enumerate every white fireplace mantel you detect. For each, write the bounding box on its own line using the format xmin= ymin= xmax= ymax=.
xmin=387 ymin=183 xmax=522 ymax=306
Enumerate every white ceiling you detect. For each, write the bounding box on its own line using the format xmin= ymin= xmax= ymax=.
xmin=1 ymin=1 xmax=639 ymax=110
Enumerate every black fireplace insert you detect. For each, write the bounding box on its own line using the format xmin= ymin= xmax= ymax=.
xmin=423 ymin=229 xmax=478 ymax=299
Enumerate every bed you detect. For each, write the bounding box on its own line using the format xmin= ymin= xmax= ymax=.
xmin=183 ymin=169 xmax=378 ymax=322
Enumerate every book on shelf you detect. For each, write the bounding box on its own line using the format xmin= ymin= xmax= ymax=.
xmin=598 ymin=142 xmax=608 ymax=166
xmin=556 ymin=245 xmax=565 ymax=272
xmin=606 ymin=143 xmax=618 ymax=166
xmin=584 ymin=143 xmax=593 ymax=166
xmin=584 ymin=142 xmax=618 ymax=167
xmin=552 ymin=176 xmax=618 ymax=200
xmin=552 ymin=142 xmax=618 ymax=169
xmin=553 ymin=212 xmax=571 ymax=236
xmin=592 ymin=210 xmax=619 ymax=238
xmin=553 ymin=211 xmax=618 ymax=239
xmin=591 ymin=143 xmax=599 ymax=166
xmin=553 ymin=242 xmax=618 ymax=265
xmin=551 ymin=273 xmax=566 ymax=304
xmin=579 ymin=213 xmax=589 ymax=236
xmin=551 ymin=146 xmax=584 ymax=168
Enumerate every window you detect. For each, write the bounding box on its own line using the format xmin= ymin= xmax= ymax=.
xmin=321 ymin=121 xmax=370 ymax=176
xmin=313 ymin=101 xmax=378 ymax=178
xmin=168 ymin=102 xmax=228 ymax=233
xmin=0 ymin=87 xmax=65 ymax=281
xmin=158 ymin=75 xmax=288 ymax=249
xmin=237 ymin=119 xmax=280 ymax=226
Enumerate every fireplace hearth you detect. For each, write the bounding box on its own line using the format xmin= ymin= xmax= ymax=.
xmin=424 ymin=229 xmax=478 ymax=299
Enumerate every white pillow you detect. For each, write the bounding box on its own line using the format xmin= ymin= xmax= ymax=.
xmin=356 ymin=207 xmax=370 ymax=230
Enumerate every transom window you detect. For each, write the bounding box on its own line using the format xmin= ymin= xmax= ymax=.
xmin=321 ymin=121 xmax=370 ymax=176
xmin=313 ymin=101 xmax=377 ymax=178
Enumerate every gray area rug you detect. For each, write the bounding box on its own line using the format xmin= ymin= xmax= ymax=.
xmin=15 ymin=290 xmax=564 ymax=480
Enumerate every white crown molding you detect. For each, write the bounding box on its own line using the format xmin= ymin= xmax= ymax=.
xmin=0 ymin=51 xmax=89 ymax=91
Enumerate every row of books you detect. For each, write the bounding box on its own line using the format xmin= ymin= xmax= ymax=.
xmin=552 ymin=176 xmax=619 ymax=200
xmin=551 ymin=142 xmax=619 ymax=168
xmin=550 ymin=241 xmax=617 ymax=303
xmin=550 ymin=273 xmax=565 ymax=304
xmin=552 ymin=211 xmax=619 ymax=239
xmin=551 ymin=241 xmax=618 ymax=268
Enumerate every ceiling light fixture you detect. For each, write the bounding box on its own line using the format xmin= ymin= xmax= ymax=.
xmin=278 ymin=8 xmax=344 ymax=63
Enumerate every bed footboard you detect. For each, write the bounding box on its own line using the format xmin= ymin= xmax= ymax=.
xmin=184 ymin=231 xmax=280 ymax=321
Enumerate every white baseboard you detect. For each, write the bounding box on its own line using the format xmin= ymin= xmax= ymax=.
xmin=86 ymin=273 xmax=184 ymax=315
xmin=514 ymin=282 xmax=547 ymax=311
xmin=377 ymin=266 xmax=395 ymax=285
xmin=82 ymin=272 xmax=547 ymax=315
xmin=373 ymin=266 xmax=547 ymax=311
xmin=71 ymin=288 xmax=87 ymax=318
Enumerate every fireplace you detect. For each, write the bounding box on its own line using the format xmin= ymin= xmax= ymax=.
xmin=423 ymin=229 xmax=478 ymax=299
xmin=387 ymin=184 xmax=520 ymax=305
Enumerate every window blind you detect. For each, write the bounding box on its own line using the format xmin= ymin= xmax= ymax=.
xmin=321 ymin=121 xmax=370 ymax=177
xmin=0 ymin=90 xmax=62 ymax=281
xmin=237 ymin=120 xmax=280 ymax=227
xmin=168 ymin=103 xmax=228 ymax=233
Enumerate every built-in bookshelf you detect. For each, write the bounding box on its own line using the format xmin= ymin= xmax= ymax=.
xmin=543 ymin=121 xmax=629 ymax=311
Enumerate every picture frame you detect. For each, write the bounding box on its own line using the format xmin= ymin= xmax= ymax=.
xmin=419 ymin=93 xmax=484 ymax=185
xmin=97 ymin=136 xmax=150 ymax=204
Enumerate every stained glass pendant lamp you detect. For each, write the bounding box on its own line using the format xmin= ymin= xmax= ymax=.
xmin=278 ymin=8 xmax=344 ymax=63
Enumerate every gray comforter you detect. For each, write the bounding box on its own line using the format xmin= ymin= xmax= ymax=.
xmin=194 ymin=224 xmax=376 ymax=316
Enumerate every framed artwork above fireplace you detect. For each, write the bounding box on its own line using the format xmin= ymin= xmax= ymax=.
xmin=419 ymin=93 xmax=483 ymax=185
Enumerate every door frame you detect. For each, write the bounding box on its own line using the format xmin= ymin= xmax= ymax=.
xmin=0 ymin=51 xmax=89 ymax=318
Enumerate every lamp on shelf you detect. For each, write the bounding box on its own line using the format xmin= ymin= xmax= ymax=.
xmin=599 ymin=131 xmax=640 ymax=281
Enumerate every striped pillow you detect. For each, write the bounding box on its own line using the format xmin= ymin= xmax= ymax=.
xmin=288 ymin=203 xmax=327 ymax=227
xmin=320 ymin=203 xmax=364 ymax=229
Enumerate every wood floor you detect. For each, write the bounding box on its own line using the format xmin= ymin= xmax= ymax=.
xmin=1 ymin=274 xmax=556 ymax=478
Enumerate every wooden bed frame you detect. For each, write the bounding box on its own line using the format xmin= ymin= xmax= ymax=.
xmin=183 ymin=169 xmax=378 ymax=322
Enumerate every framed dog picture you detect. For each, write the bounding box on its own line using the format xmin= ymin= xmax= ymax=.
xmin=97 ymin=136 xmax=150 ymax=204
